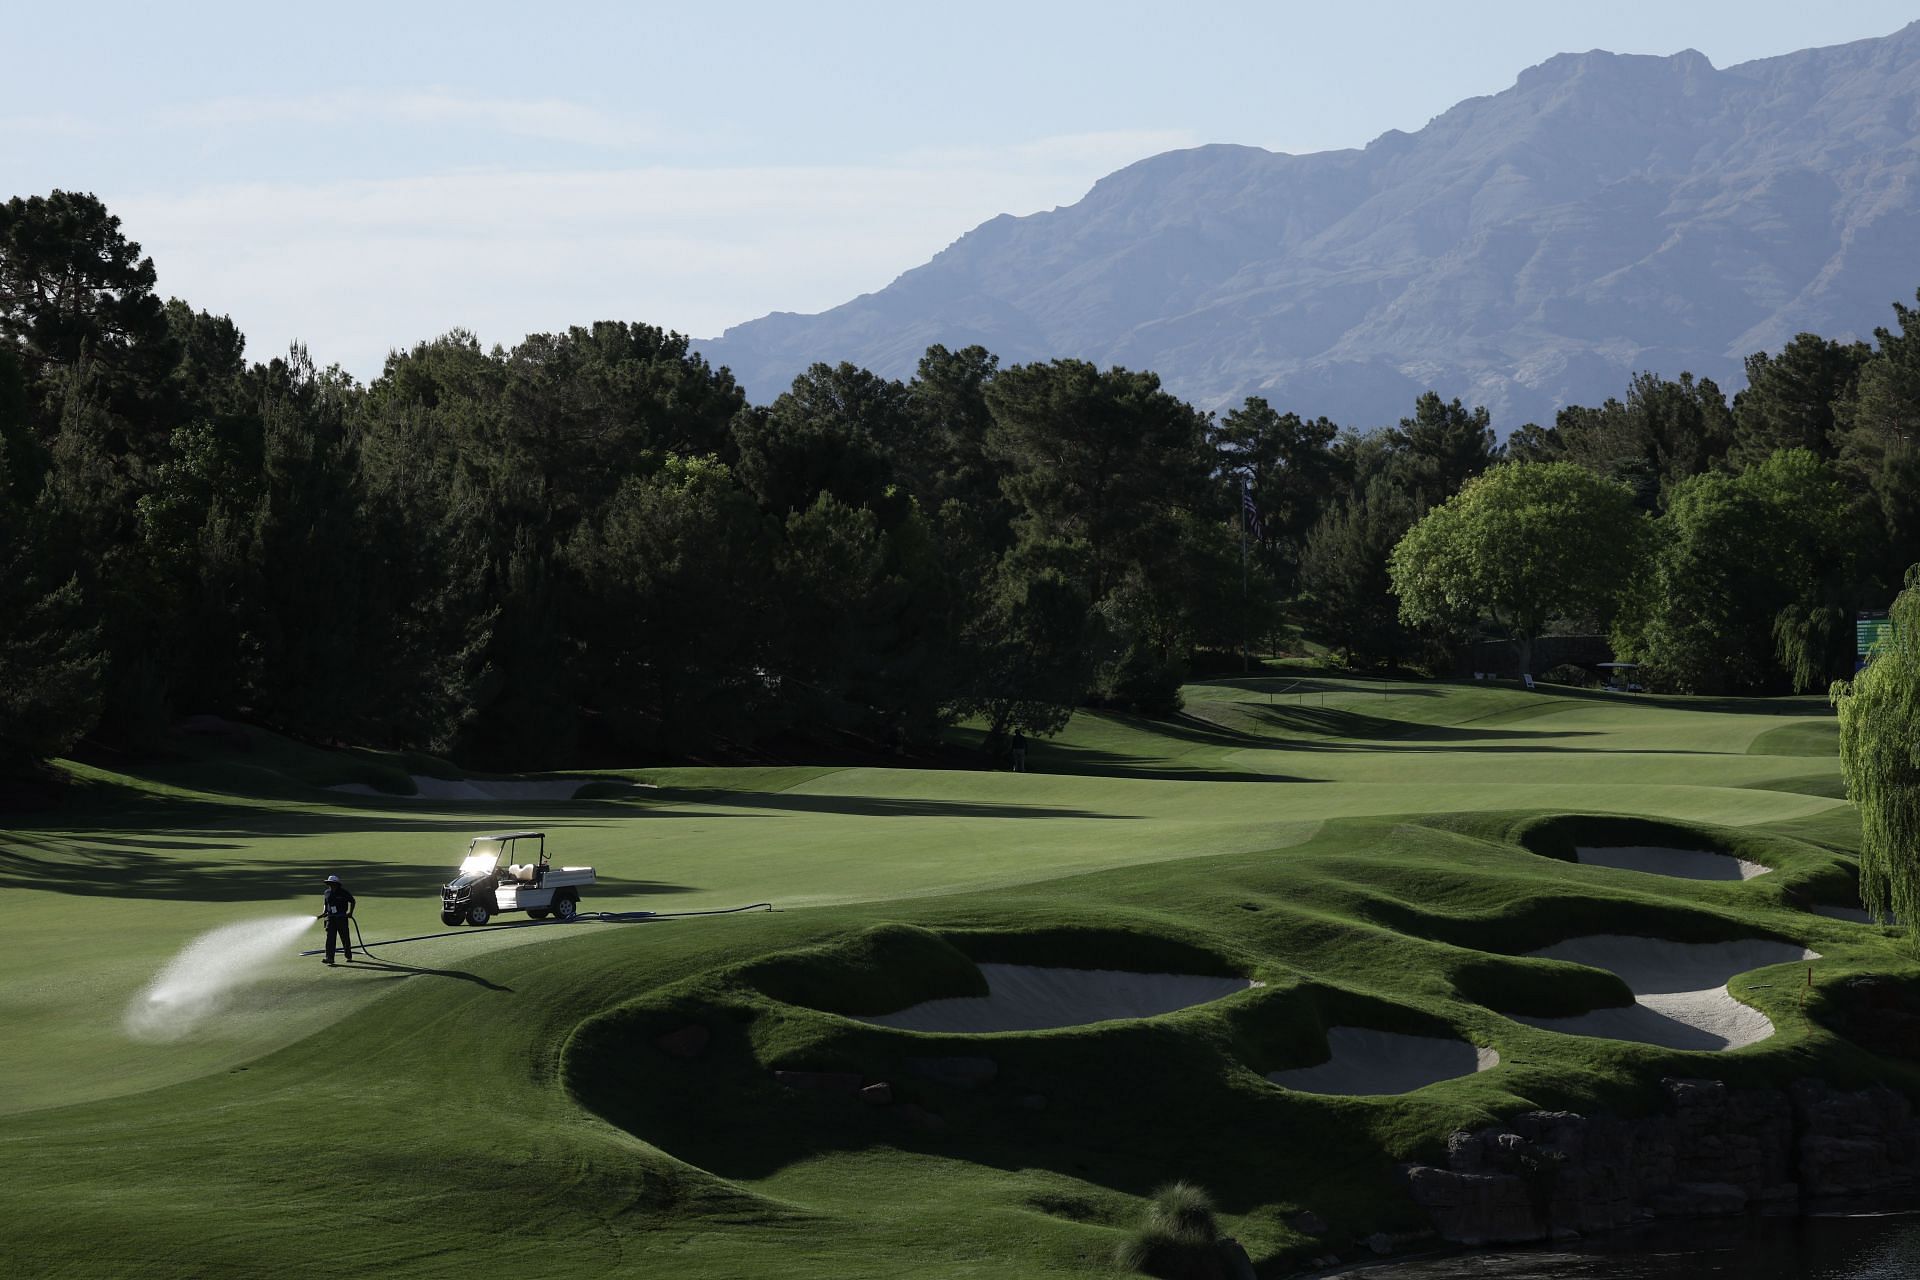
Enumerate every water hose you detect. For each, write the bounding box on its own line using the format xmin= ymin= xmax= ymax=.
xmin=297 ymin=901 xmax=774 ymax=957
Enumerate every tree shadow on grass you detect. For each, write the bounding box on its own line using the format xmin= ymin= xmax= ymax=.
xmin=0 ymin=838 xmax=702 ymax=903
xmin=569 ymin=1009 xmax=1418 ymax=1225
xmin=1197 ymin=676 xmax=1448 ymax=697
xmin=1018 ymin=741 xmax=1317 ymax=783
xmin=1540 ymin=687 xmax=1835 ymax=717
xmin=1020 ymin=705 xmax=1599 ymax=778
xmin=1216 ymin=703 xmax=1607 ymax=749
xmin=649 ymin=789 xmax=1143 ymax=820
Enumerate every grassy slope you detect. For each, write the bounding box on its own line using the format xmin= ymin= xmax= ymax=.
xmin=0 ymin=678 xmax=1907 ymax=1278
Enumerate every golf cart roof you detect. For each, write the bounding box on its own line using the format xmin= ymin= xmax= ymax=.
xmin=474 ymin=831 xmax=545 ymax=841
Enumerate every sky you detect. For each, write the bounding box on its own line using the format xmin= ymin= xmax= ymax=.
xmin=5 ymin=1 xmax=1916 ymax=380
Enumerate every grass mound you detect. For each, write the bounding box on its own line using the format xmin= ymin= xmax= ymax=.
xmin=1514 ymin=813 xmax=1749 ymax=864
xmin=1748 ymin=719 xmax=1841 ymax=757
xmin=10 ymin=675 xmax=1911 ymax=1279
xmin=741 ymin=922 xmax=988 ymax=1016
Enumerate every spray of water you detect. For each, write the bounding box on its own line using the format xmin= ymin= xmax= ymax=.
xmin=125 ymin=915 xmax=317 ymax=1042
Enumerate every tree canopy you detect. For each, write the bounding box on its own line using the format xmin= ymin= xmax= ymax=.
xmin=1389 ymin=462 xmax=1646 ymax=675
xmin=1833 ymin=567 xmax=1920 ymax=932
xmin=1614 ymin=450 xmax=1876 ymax=694
xmin=9 ymin=187 xmax=1920 ymax=775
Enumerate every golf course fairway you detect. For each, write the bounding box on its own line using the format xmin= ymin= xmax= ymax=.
xmin=3 ymin=675 xmax=1915 ymax=1278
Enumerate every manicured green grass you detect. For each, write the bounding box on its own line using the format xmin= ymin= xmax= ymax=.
xmin=1 ymin=678 xmax=1908 ymax=1278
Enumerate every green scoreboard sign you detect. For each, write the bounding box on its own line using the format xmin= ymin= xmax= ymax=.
xmin=1857 ymin=612 xmax=1893 ymax=656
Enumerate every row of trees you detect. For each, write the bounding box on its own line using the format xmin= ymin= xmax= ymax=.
xmin=7 ymin=188 xmax=1920 ymax=773
xmin=2 ymin=193 xmax=1300 ymax=770
xmin=1385 ymin=321 xmax=1920 ymax=695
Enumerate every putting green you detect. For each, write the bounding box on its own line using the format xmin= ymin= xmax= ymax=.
xmin=1 ymin=677 xmax=1908 ymax=1278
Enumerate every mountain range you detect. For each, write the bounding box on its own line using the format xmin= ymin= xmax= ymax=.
xmin=695 ymin=23 xmax=1920 ymax=430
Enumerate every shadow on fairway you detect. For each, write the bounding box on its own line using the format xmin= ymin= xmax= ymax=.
xmin=1018 ymin=746 xmax=1319 ymax=782
xmin=1199 ymin=676 xmax=1448 ymax=697
xmin=569 ymin=1006 xmax=1404 ymax=1217
xmin=345 ymin=958 xmax=512 ymax=991
xmin=1092 ymin=706 xmax=1595 ymax=752
xmin=0 ymin=838 xmax=701 ymax=902
xmin=652 ymin=790 xmax=1144 ymax=820
xmin=1538 ymin=687 xmax=1835 ymax=717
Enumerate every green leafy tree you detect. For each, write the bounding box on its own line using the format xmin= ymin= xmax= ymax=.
xmin=1300 ymin=475 xmax=1420 ymax=667
xmin=767 ymin=492 xmax=949 ymax=739
xmin=1617 ymin=450 xmax=1874 ymax=693
xmin=1504 ymin=422 xmax=1564 ymax=463
xmin=1390 ymin=462 xmax=1646 ymax=677
xmin=1554 ymin=372 xmax=1734 ymax=510
xmin=0 ymin=190 xmax=175 ymax=416
xmin=1211 ymin=396 xmax=1339 ymax=592
xmin=904 ymin=343 xmax=1005 ymax=517
xmin=566 ymin=455 xmax=772 ymax=752
xmin=1742 ymin=450 xmax=1879 ymax=690
xmin=735 ymin=362 xmax=911 ymax=519
xmin=1837 ymin=292 xmax=1920 ymax=584
xmin=504 ymin=321 xmax=745 ymax=517
xmin=1732 ymin=333 xmax=1870 ymax=466
xmin=36 ymin=361 xmax=182 ymax=745
xmin=1832 ymin=566 xmax=1920 ymax=932
xmin=0 ymin=443 xmax=102 ymax=768
xmin=952 ymin=538 xmax=1094 ymax=743
xmin=355 ymin=338 xmax=505 ymax=753
xmin=1387 ymin=392 xmax=1501 ymax=506
xmin=984 ymin=359 xmax=1210 ymax=602
xmin=0 ymin=561 xmax=102 ymax=770
xmin=0 ymin=345 xmax=37 ymax=497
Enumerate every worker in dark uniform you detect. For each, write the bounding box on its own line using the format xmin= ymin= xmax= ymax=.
xmin=318 ymin=873 xmax=357 ymax=965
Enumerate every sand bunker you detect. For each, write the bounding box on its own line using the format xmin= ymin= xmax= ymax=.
xmin=1267 ymin=1028 xmax=1499 ymax=1096
xmin=1513 ymin=936 xmax=1816 ymax=1051
xmin=1574 ymin=845 xmax=1769 ymax=881
xmin=332 ymin=775 xmax=589 ymax=802
xmin=859 ymin=964 xmax=1255 ymax=1033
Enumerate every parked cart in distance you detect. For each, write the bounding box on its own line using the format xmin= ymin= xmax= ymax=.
xmin=439 ymin=831 xmax=595 ymax=926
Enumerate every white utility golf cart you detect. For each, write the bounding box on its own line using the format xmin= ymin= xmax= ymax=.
xmin=439 ymin=831 xmax=595 ymax=926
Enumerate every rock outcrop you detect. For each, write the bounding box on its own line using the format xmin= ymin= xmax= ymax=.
xmin=1404 ymin=1078 xmax=1918 ymax=1244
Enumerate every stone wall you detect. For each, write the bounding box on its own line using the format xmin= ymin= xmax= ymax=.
xmin=1403 ymin=1077 xmax=1919 ymax=1245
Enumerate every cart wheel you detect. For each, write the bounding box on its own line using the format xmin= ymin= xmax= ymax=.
xmin=554 ymin=896 xmax=579 ymax=923
xmin=527 ymin=908 xmax=549 ymax=920
xmin=466 ymin=903 xmax=492 ymax=926
xmin=440 ymin=910 xmax=463 ymax=926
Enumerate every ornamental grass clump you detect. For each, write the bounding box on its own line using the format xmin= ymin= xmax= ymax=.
xmin=1114 ymin=1181 xmax=1230 ymax=1279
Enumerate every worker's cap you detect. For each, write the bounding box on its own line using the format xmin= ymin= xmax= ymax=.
xmin=323 ymin=874 xmax=342 ymax=883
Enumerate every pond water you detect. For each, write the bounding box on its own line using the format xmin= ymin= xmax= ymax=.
xmin=1327 ymin=1213 xmax=1920 ymax=1278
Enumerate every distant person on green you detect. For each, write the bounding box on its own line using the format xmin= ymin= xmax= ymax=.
xmin=1010 ymin=732 xmax=1027 ymax=773
xmin=317 ymin=874 xmax=357 ymax=965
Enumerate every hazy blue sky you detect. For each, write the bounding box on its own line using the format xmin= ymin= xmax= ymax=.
xmin=5 ymin=1 xmax=1915 ymax=377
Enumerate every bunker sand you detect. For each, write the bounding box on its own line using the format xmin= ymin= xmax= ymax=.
xmin=1514 ymin=936 xmax=1817 ymax=1051
xmin=1574 ymin=845 xmax=1769 ymax=881
xmin=859 ymin=964 xmax=1256 ymax=1033
xmin=1267 ymin=1028 xmax=1499 ymax=1096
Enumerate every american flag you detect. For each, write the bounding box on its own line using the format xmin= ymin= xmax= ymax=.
xmin=1241 ymin=480 xmax=1263 ymax=541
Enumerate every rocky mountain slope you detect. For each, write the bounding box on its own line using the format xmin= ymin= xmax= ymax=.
xmin=696 ymin=23 xmax=1920 ymax=428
